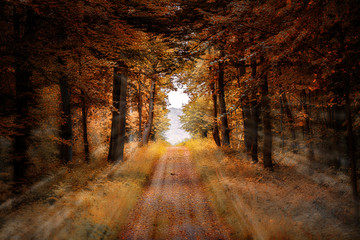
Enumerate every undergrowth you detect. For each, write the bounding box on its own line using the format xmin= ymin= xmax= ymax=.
xmin=185 ymin=138 xmax=360 ymax=240
xmin=0 ymin=141 xmax=168 ymax=240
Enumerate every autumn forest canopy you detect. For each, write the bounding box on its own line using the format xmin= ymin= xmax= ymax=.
xmin=1 ymin=0 xmax=360 ymax=239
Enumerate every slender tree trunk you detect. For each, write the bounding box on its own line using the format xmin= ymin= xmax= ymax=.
xmin=13 ymin=65 xmax=32 ymax=186
xmin=218 ymin=50 xmax=230 ymax=146
xmin=108 ymin=67 xmax=128 ymax=162
xmin=12 ymin=4 xmax=34 ymax=190
xmin=81 ymin=90 xmax=90 ymax=164
xmin=242 ymin=107 xmax=252 ymax=153
xmin=118 ymin=72 xmax=127 ymax=161
xmin=59 ymin=77 xmax=73 ymax=165
xmin=237 ymin=59 xmax=251 ymax=152
xmin=345 ymin=79 xmax=359 ymax=223
xmin=138 ymin=82 xmax=142 ymax=141
xmin=210 ymin=80 xmax=221 ymax=147
xmin=250 ymin=101 xmax=260 ymax=163
xmin=280 ymin=96 xmax=285 ymax=149
xmin=249 ymin=56 xmax=259 ymax=163
xmin=280 ymin=92 xmax=297 ymax=152
xmin=300 ymin=89 xmax=315 ymax=164
xmin=261 ymin=74 xmax=273 ymax=170
xmin=142 ymin=79 xmax=156 ymax=145
xmin=108 ymin=69 xmax=120 ymax=162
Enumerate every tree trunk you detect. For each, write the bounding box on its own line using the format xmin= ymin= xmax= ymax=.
xmin=81 ymin=90 xmax=90 ymax=164
xmin=280 ymin=92 xmax=297 ymax=152
xmin=142 ymin=79 xmax=156 ymax=145
xmin=242 ymin=107 xmax=252 ymax=153
xmin=210 ymin=80 xmax=221 ymax=147
xmin=236 ymin=59 xmax=251 ymax=152
xmin=300 ymin=89 xmax=315 ymax=164
xmin=218 ymin=50 xmax=230 ymax=146
xmin=59 ymin=77 xmax=73 ymax=165
xmin=249 ymin=56 xmax=259 ymax=163
xmin=250 ymin=101 xmax=260 ymax=163
xmin=12 ymin=4 xmax=35 ymax=190
xmin=261 ymin=74 xmax=273 ymax=170
xmin=13 ymin=65 xmax=32 ymax=186
xmin=118 ymin=72 xmax=127 ymax=161
xmin=138 ymin=82 xmax=142 ymax=142
xmin=108 ymin=67 xmax=128 ymax=162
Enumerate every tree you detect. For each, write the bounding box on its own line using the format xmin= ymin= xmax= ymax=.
xmin=180 ymin=96 xmax=213 ymax=138
xmin=108 ymin=67 xmax=128 ymax=162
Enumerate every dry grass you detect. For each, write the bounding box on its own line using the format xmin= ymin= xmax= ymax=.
xmin=0 ymin=141 xmax=168 ymax=240
xmin=185 ymin=138 xmax=360 ymax=240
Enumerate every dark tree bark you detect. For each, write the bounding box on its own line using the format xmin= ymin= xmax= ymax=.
xmin=300 ymin=89 xmax=315 ymax=164
xmin=81 ymin=90 xmax=90 ymax=164
xmin=13 ymin=65 xmax=32 ymax=185
xmin=11 ymin=4 xmax=35 ymax=190
xmin=250 ymin=101 xmax=260 ymax=163
xmin=142 ymin=79 xmax=156 ymax=145
xmin=108 ymin=67 xmax=128 ymax=162
xmin=210 ymin=80 xmax=221 ymax=147
xmin=218 ymin=50 xmax=230 ymax=146
xmin=59 ymin=77 xmax=73 ymax=165
xmin=261 ymin=74 xmax=273 ymax=170
xmin=236 ymin=59 xmax=251 ymax=152
xmin=137 ymin=82 xmax=143 ymax=141
xmin=280 ymin=91 xmax=297 ymax=152
xmin=118 ymin=72 xmax=127 ymax=161
xmin=242 ymin=106 xmax=252 ymax=153
xmin=249 ymin=56 xmax=259 ymax=163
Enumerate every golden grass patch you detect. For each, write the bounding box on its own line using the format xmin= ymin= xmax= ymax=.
xmin=0 ymin=141 xmax=168 ymax=240
xmin=185 ymin=138 xmax=360 ymax=240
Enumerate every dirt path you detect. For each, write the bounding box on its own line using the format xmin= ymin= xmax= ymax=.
xmin=120 ymin=147 xmax=231 ymax=240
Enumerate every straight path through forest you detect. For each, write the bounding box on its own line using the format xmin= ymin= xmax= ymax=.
xmin=120 ymin=147 xmax=231 ymax=239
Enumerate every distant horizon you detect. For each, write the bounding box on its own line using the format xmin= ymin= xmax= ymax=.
xmin=164 ymin=107 xmax=190 ymax=145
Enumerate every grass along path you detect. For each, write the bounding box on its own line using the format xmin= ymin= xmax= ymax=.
xmin=185 ymin=138 xmax=360 ymax=240
xmin=0 ymin=142 xmax=167 ymax=240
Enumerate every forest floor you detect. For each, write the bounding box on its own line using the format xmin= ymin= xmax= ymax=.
xmin=0 ymin=142 xmax=167 ymax=240
xmin=121 ymin=146 xmax=232 ymax=239
xmin=185 ymin=139 xmax=360 ymax=240
xmin=1 ymin=141 xmax=360 ymax=240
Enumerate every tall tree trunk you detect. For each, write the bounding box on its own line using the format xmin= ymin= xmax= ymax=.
xmin=280 ymin=92 xmax=297 ymax=152
xmin=13 ymin=65 xmax=32 ymax=187
xmin=142 ymin=79 xmax=156 ymax=145
xmin=138 ymin=82 xmax=142 ymax=142
xmin=345 ymin=79 xmax=359 ymax=223
xmin=118 ymin=72 xmax=127 ymax=161
xmin=236 ymin=59 xmax=251 ymax=152
xmin=12 ymin=4 xmax=34 ymax=190
xmin=300 ymin=89 xmax=315 ymax=165
xmin=218 ymin=50 xmax=230 ymax=146
xmin=249 ymin=56 xmax=259 ymax=163
xmin=210 ymin=80 xmax=221 ymax=147
xmin=242 ymin=106 xmax=252 ymax=153
xmin=261 ymin=74 xmax=273 ymax=170
xmin=81 ymin=90 xmax=90 ymax=164
xmin=250 ymin=101 xmax=260 ymax=163
xmin=280 ymin=96 xmax=285 ymax=149
xmin=59 ymin=77 xmax=73 ymax=165
xmin=108 ymin=67 xmax=127 ymax=162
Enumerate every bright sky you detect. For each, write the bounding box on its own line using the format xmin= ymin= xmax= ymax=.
xmin=168 ymin=87 xmax=189 ymax=109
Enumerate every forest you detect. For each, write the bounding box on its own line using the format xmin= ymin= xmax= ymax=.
xmin=0 ymin=0 xmax=359 ymax=239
